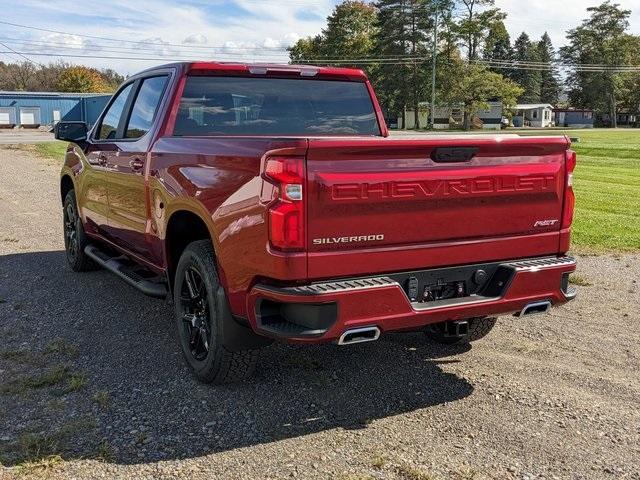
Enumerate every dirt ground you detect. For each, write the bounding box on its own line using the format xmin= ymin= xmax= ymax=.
xmin=0 ymin=146 xmax=638 ymax=480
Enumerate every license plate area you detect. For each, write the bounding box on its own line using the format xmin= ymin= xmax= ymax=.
xmin=387 ymin=262 xmax=514 ymax=306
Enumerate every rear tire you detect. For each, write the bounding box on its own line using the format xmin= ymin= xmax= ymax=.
xmin=173 ymin=240 xmax=261 ymax=384
xmin=63 ymin=190 xmax=97 ymax=272
xmin=425 ymin=317 xmax=497 ymax=345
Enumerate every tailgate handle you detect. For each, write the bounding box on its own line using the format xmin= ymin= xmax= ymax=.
xmin=431 ymin=147 xmax=478 ymax=163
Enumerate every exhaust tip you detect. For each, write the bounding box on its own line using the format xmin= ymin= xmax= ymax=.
xmin=338 ymin=326 xmax=380 ymax=345
xmin=518 ymin=301 xmax=552 ymax=317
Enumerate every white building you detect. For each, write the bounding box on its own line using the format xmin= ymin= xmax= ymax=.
xmin=513 ymin=104 xmax=554 ymax=128
xmin=400 ymin=102 xmax=503 ymax=130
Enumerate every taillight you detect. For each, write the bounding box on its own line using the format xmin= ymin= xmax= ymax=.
xmin=562 ymin=149 xmax=577 ymax=229
xmin=263 ymin=156 xmax=305 ymax=251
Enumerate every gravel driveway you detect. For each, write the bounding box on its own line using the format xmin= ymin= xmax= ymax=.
xmin=0 ymin=131 xmax=55 ymax=145
xmin=0 ymin=146 xmax=638 ymax=480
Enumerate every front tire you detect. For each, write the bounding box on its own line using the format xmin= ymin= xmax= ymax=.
xmin=63 ymin=190 xmax=96 ymax=272
xmin=173 ymin=240 xmax=261 ymax=384
xmin=425 ymin=317 xmax=497 ymax=345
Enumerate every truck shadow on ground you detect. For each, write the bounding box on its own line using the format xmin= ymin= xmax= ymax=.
xmin=0 ymin=251 xmax=474 ymax=466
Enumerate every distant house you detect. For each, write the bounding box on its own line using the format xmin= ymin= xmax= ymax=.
xmin=616 ymin=110 xmax=638 ymax=127
xmin=0 ymin=91 xmax=112 ymax=129
xmin=513 ymin=104 xmax=554 ymax=128
xmin=399 ymin=102 xmax=430 ymax=130
xmin=401 ymin=102 xmax=503 ymax=130
xmin=553 ymin=108 xmax=594 ymax=129
xmin=473 ymin=102 xmax=503 ymax=130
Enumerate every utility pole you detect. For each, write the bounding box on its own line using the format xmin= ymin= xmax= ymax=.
xmin=430 ymin=1 xmax=439 ymax=129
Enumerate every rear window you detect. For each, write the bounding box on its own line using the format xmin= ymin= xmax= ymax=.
xmin=173 ymin=76 xmax=380 ymax=136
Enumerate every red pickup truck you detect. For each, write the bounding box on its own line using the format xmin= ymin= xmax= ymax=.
xmin=56 ymin=62 xmax=577 ymax=384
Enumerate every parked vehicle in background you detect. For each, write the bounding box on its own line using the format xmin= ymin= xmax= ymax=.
xmin=56 ymin=62 xmax=577 ymax=383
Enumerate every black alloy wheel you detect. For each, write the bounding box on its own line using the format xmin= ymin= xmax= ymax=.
xmin=63 ymin=200 xmax=80 ymax=263
xmin=62 ymin=190 xmax=96 ymax=272
xmin=178 ymin=266 xmax=212 ymax=362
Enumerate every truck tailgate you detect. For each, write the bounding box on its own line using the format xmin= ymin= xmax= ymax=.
xmin=306 ymin=135 xmax=569 ymax=277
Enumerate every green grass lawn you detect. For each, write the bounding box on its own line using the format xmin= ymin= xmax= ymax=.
xmin=568 ymin=131 xmax=640 ymax=252
xmin=15 ymin=130 xmax=640 ymax=253
xmin=34 ymin=141 xmax=68 ymax=160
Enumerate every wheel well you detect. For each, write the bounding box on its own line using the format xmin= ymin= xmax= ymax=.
xmin=60 ymin=175 xmax=74 ymax=204
xmin=166 ymin=210 xmax=213 ymax=285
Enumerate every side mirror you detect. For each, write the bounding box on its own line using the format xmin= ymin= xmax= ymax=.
xmin=55 ymin=121 xmax=88 ymax=143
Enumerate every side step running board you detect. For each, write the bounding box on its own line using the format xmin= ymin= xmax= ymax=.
xmin=85 ymin=245 xmax=168 ymax=299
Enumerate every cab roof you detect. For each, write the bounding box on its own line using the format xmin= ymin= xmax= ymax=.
xmin=137 ymin=61 xmax=368 ymax=82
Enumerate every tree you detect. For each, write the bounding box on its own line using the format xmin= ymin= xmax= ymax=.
xmin=457 ymin=0 xmax=505 ymax=61
xmin=288 ymin=35 xmax=325 ymax=63
xmin=373 ymin=0 xmax=437 ymax=129
xmin=56 ymin=66 xmax=110 ymax=93
xmin=0 ymin=61 xmax=123 ymax=92
xmin=99 ymin=68 xmax=125 ymax=91
xmin=323 ymin=1 xmax=379 ymax=60
xmin=288 ymin=1 xmax=378 ymax=72
xmin=512 ymin=32 xmax=541 ymax=103
xmin=444 ymin=63 xmax=523 ymax=129
xmin=0 ymin=61 xmax=39 ymax=90
xmin=560 ymin=1 xmax=635 ymax=127
xmin=537 ymin=32 xmax=560 ymax=104
xmin=484 ymin=20 xmax=512 ymax=63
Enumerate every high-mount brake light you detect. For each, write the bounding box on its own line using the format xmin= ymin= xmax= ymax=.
xmin=263 ymin=157 xmax=305 ymax=251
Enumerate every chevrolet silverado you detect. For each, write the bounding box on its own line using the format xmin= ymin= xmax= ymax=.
xmin=55 ymin=62 xmax=577 ymax=383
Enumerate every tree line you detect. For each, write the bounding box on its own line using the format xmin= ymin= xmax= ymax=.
xmin=0 ymin=61 xmax=124 ymax=93
xmin=289 ymin=0 xmax=640 ymax=129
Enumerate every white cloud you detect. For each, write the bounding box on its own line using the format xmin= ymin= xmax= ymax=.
xmin=496 ymin=0 xmax=640 ymax=48
xmin=5 ymin=0 xmax=638 ymax=75
xmin=263 ymin=37 xmax=280 ymax=49
xmin=282 ymin=32 xmax=301 ymax=47
xmin=41 ymin=33 xmax=87 ymax=50
xmin=183 ymin=34 xmax=208 ymax=45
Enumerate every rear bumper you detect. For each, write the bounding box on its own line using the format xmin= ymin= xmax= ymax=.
xmin=246 ymin=256 xmax=577 ymax=343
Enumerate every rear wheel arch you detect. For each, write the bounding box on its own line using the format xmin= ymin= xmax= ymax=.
xmin=60 ymin=175 xmax=74 ymax=205
xmin=165 ymin=209 xmax=217 ymax=288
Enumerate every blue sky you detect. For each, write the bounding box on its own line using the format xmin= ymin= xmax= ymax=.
xmin=1 ymin=0 xmax=639 ymax=75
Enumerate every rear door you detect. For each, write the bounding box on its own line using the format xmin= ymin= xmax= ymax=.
xmin=305 ymin=136 xmax=568 ymax=275
xmin=106 ymin=75 xmax=169 ymax=258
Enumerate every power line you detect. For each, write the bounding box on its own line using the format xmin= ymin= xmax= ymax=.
xmin=1 ymin=48 xmax=639 ymax=73
xmin=0 ymin=41 xmax=44 ymax=67
xmin=0 ymin=39 xmax=290 ymax=61
xmin=0 ymin=20 xmax=290 ymax=52
xmin=0 ymin=50 xmax=290 ymax=63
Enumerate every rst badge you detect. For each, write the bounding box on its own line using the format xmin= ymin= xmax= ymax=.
xmin=534 ymin=219 xmax=559 ymax=227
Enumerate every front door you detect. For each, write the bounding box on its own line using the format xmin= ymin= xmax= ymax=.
xmin=80 ymin=83 xmax=134 ymax=236
xmin=105 ymin=75 xmax=169 ymax=259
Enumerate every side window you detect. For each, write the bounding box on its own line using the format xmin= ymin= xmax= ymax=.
xmin=98 ymin=83 xmax=133 ymax=140
xmin=125 ymin=76 xmax=168 ymax=139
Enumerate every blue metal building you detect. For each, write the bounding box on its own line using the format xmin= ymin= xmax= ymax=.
xmin=553 ymin=108 xmax=595 ymax=129
xmin=0 ymin=91 xmax=112 ymax=128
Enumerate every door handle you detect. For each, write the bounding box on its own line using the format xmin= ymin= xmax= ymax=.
xmin=129 ymin=158 xmax=144 ymax=171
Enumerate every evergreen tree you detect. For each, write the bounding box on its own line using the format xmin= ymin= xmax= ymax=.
xmin=483 ymin=20 xmax=513 ymax=78
xmin=512 ymin=32 xmax=541 ymax=103
xmin=537 ymin=32 xmax=560 ymax=104
xmin=373 ymin=0 xmax=434 ymax=129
